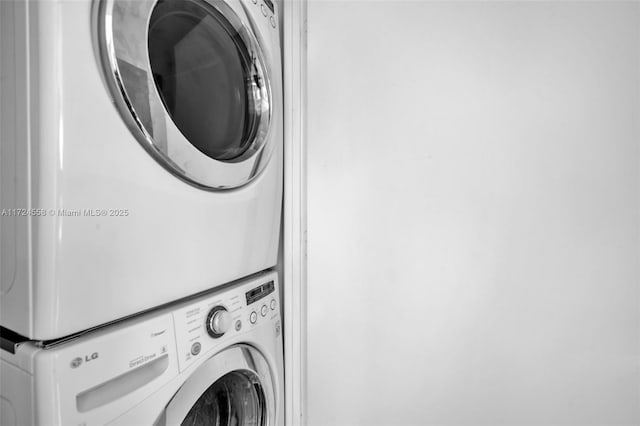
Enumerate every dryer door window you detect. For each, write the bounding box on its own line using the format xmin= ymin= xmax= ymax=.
xmin=148 ymin=0 xmax=261 ymax=162
xmin=97 ymin=0 xmax=276 ymax=189
xmin=181 ymin=371 xmax=266 ymax=426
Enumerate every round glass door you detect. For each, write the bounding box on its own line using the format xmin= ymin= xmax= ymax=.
xmin=148 ymin=0 xmax=263 ymax=161
xmin=181 ymin=371 xmax=266 ymax=426
xmin=97 ymin=0 xmax=274 ymax=189
xmin=160 ymin=345 xmax=276 ymax=426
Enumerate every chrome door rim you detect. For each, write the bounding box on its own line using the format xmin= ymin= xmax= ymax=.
xmin=163 ymin=344 xmax=275 ymax=425
xmin=96 ymin=0 xmax=274 ymax=190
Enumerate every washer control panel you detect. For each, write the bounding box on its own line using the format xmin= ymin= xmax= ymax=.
xmin=246 ymin=279 xmax=278 ymax=328
xmin=249 ymin=0 xmax=277 ymax=28
xmin=173 ymin=272 xmax=280 ymax=372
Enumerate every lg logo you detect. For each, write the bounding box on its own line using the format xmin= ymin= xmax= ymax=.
xmin=70 ymin=352 xmax=99 ymax=368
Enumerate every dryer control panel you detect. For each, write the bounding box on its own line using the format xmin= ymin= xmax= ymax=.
xmin=172 ymin=272 xmax=280 ymax=372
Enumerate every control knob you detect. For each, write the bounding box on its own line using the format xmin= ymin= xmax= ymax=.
xmin=206 ymin=307 xmax=232 ymax=338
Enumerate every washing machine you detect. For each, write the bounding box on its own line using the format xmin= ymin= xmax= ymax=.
xmin=0 ymin=0 xmax=283 ymax=340
xmin=0 ymin=270 xmax=283 ymax=426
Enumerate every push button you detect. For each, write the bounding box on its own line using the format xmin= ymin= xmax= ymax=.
xmin=191 ymin=342 xmax=201 ymax=356
xmin=270 ymin=299 xmax=276 ymax=310
xmin=250 ymin=311 xmax=258 ymax=324
xmin=235 ymin=320 xmax=242 ymax=331
xmin=261 ymin=4 xmax=268 ymax=16
xmin=261 ymin=305 xmax=268 ymax=317
xmin=270 ymin=16 xmax=276 ymax=28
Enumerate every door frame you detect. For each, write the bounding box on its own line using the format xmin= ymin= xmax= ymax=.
xmin=282 ymin=0 xmax=307 ymax=424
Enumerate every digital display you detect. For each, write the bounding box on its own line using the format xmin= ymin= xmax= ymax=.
xmin=246 ymin=281 xmax=275 ymax=305
xmin=264 ymin=0 xmax=274 ymax=14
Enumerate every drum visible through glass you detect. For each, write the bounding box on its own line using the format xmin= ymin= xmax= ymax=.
xmin=181 ymin=370 xmax=266 ymax=426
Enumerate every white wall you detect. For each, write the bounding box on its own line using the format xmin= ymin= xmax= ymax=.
xmin=305 ymin=2 xmax=639 ymax=425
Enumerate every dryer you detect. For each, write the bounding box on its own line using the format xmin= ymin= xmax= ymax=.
xmin=0 ymin=0 xmax=283 ymax=340
xmin=0 ymin=271 xmax=283 ymax=426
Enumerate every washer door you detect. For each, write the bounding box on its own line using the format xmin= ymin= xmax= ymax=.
xmin=97 ymin=0 xmax=273 ymax=189
xmin=154 ymin=345 xmax=275 ymax=426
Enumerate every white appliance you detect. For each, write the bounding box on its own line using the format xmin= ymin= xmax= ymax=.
xmin=0 ymin=0 xmax=283 ymax=340
xmin=0 ymin=271 xmax=283 ymax=426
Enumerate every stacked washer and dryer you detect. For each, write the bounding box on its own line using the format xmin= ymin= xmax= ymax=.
xmin=0 ymin=0 xmax=284 ymax=424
